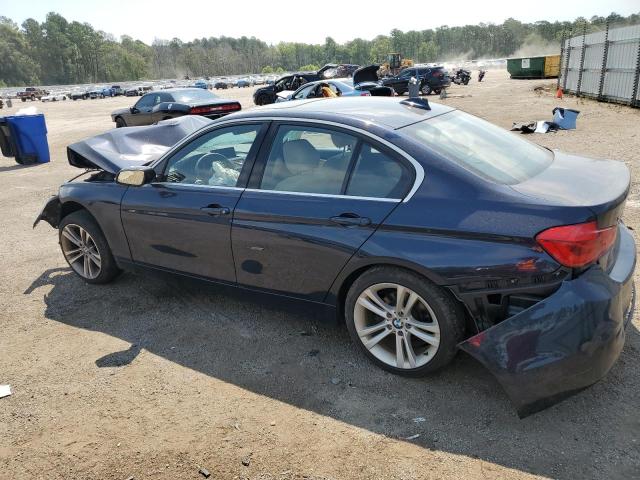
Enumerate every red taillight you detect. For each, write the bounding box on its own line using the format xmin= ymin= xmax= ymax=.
xmin=360 ymin=92 xmax=371 ymax=96
xmin=190 ymin=103 xmax=240 ymax=114
xmin=535 ymin=221 xmax=617 ymax=268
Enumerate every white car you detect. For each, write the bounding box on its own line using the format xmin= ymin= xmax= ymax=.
xmin=41 ymin=92 xmax=67 ymax=102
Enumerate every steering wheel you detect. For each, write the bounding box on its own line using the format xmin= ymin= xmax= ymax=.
xmin=194 ymin=153 xmax=231 ymax=184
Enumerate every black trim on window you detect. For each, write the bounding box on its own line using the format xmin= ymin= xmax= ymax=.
xmin=247 ymin=120 xmax=416 ymax=199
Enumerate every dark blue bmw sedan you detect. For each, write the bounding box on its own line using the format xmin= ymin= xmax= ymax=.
xmin=35 ymin=97 xmax=636 ymax=417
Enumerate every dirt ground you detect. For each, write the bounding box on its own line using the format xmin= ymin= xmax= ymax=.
xmin=1 ymin=69 xmax=639 ymax=480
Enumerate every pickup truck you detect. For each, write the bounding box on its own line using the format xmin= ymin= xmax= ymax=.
xmin=17 ymin=87 xmax=49 ymax=102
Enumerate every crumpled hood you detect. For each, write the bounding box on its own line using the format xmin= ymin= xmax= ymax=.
xmin=67 ymin=115 xmax=213 ymax=173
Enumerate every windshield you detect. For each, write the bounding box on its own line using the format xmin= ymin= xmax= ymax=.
xmin=400 ymin=110 xmax=553 ymax=184
xmin=170 ymin=89 xmax=218 ymax=102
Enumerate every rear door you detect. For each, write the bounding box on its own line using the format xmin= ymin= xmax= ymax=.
xmin=390 ymin=69 xmax=414 ymax=92
xmin=231 ymin=122 xmax=415 ymax=302
xmin=121 ymin=122 xmax=268 ymax=282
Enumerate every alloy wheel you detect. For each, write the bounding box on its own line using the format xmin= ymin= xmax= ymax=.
xmin=60 ymin=224 xmax=102 ymax=280
xmin=353 ymin=283 xmax=440 ymax=369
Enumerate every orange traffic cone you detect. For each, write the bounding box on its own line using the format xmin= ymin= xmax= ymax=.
xmin=556 ymin=87 xmax=563 ymax=99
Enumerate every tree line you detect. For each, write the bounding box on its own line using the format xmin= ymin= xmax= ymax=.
xmin=1 ymin=11 xmax=638 ymax=87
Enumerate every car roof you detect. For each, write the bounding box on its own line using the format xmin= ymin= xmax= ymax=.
xmin=155 ymin=88 xmax=211 ymax=94
xmin=237 ymin=97 xmax=454 ymax=129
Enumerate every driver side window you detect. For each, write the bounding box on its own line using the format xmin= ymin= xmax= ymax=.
xmin=135 ymin=94 xmax=155 ymax=109
xmin=163 ymin=124 xmax=262 ymax=187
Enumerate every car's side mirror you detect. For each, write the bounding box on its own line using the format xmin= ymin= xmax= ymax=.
xmin=116 ymin=166 xmax=156 ymax=186
xmin=130 ymin=106 xmax=139 ymax=114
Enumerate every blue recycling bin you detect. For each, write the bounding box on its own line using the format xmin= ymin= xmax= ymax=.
xmin=5 ymin=114 xmax=50 ymax=164
xmin=552 ymin=107 xmax=579 ymax=130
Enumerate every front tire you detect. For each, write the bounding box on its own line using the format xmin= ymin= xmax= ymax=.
xmin=345 ymin=266 xmax=465 ymax=376
xmin=115 ymin=117 xmax=127 ymax=128
xmin=420 ymin=84 xmax=432 ymax=95
xmin=59 ymin=210 xmax=120 ymax=284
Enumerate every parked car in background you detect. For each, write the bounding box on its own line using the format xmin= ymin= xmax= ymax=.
xmin=236 ymin=78 xmax=253 ymax=88
xmin=101 ymin=86 xmax=115 ymax=97
xmin=382 ymin=66 xmax=451 ymax=95
xmin=111 ymin=85 xmax=124 ymax=96
xmin=253 ymin=64 xmax=338 ymax=105
xmin=193 ymin=80 xmax=209 ymax=90
xmin=125 ymin=86 xmax=143 ymax=97
xmin=17 ymin=87 xmax=49 ymax=102
xmin=70 ymin=88 xmax=88 ymax=100
xmin=338 ymin=64 xmax=361 ymax=77
xmin=36 ymin=97 xmax=635 ymax=418
xmin=110 ymin=88 xmax=241 ymax=127
xmin=214 ymin=79 xmax=231 ymax=89
xmin=276 ymin=70 xmax=393 ymax=102
xmin=41 ymin=92 xmax=68 ymax=102
xmin=86 ymin=86 xmax=104 ymax=99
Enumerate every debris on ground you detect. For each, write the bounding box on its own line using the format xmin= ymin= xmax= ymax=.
xmin=511 ymin=121 xmax=558 ymax=134
xmin=404 ymin=434 xmax=421 ymax=440
xmin=124 ymin=476 xmax=134 ymax=480
xmin=330 ymin=377 xmax=341 ymax=385
xmin=512 ymin=107 xmax=580 ymax=134
xmin=198 ymin=467 xmax=211 ymax=478
xmin=241 ymin=456 xmax=251 ymax=466
xmin=412 ymin=417 xmax=426 ymax=423
xmin=534 ymin=85 xmax=552 ymax=94
xmin=0 ymin=385 xmax=12 ymax=398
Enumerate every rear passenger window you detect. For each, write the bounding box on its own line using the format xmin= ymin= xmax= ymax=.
xmin=260 ymin=125 xmax=357 ymax=194
xmin=346 ymin=145 xmax=411 ymax=199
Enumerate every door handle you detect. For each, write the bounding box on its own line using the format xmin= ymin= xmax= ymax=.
xmin=201 ymin=204 xmax=230 ymax=216
xmin=330 ymin=213 xmax=371 ymax=227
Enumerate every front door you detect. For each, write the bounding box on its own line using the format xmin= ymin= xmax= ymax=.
xmin=121 ymin=122 xmax=266 ymax=282
xmin=128 ymin=93 xmax=157 ymax=126
xmin=232 ymin=123 xmax=414 ymax=301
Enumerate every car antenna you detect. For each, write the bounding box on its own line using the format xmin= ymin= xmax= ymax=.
xmin=400 ymin=97 xmax=431 ymax=110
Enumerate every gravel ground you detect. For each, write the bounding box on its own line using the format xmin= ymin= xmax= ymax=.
xmin=0 ymin=70 xmax=639 ymax=480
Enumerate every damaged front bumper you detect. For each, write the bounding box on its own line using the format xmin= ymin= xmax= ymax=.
xmin=460 ymin=224 xmax=636 ymax=417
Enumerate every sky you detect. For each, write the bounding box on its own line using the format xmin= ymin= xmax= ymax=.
xmin=1 ymin=0 xmax=638 ymax=45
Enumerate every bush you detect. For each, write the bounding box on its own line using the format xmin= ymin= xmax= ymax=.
xmin=299 ymin=64 xmax=319 ymax=72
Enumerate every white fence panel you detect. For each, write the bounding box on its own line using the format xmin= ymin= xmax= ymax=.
xmin=559 ymin=23 xmax=640 ymax=106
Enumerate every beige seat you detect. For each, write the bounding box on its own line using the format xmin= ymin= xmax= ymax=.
xmin=275 ymin=139 xmax=336 ymax=193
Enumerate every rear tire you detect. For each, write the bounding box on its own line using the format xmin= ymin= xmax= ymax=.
xmin=345 ymin=266 xmax=465 ymax=376
xmin=115 ymin=117 xmax=127 ymax=128
xmin=59 ymin=210 xmax=121 ymax=284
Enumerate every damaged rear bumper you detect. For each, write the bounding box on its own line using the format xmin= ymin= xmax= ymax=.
xmin=460 ymin=224 xmax=636 ymax=417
